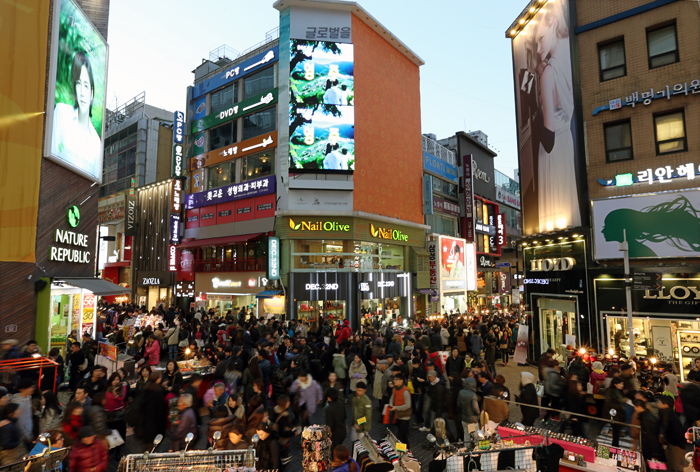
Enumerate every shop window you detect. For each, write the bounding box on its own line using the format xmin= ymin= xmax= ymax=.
xmin=598 ymin=39 xmax=626 ymax=81
xmin=241 ymin=150 xmax=274 ymax=181
xmin=647 ymin=23 xmax=678 ymax=69
xmin=654 ymin=110 xmax=686 ymax=155
xmin=244 ymin=67 xmax=275 ymax=100
xmin=297 ymin=300 xmax=345 ymax=324
xmin=425 ymin=214 xmax=456 ymax=237
xmin=211 ymin=83 xmax=239 ymax=114
xmin=210 ymin=122 xmax=237 ymax=151
xmin=476 ymin=234 xmax=490 ymax=254
xmin=242 ymin=108 xmax=276 ymax=140
xmin=541 ymin=298 xmax=577 ymax=358
xmin=208 ymin=161 xmax=233 ymax=189
xmin=291 ymin=240 xmax=404 ymax=272
xmin=604 ymin=120 xmax=633 ymax=162
xmin=432 ymin=178 xmax=458 ymax=199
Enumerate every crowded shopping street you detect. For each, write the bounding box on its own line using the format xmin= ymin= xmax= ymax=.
xmin=2 ymin=0 xmax=700 ymax=471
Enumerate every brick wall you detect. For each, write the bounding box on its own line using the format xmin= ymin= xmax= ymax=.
xmin=577 ymin=0 xmax=700 ymax=200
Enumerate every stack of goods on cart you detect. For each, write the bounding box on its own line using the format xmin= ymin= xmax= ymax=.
xmin=302 ymin=425 xmax=332 ymax=472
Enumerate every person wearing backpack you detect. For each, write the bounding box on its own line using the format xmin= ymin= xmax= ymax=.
xmin=165 ymin=323 xmax=179 ymax=361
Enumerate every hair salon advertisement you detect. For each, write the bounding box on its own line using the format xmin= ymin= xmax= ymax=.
xmin=46 ymin=0 xmax=108 ymax=183
xmin=510 ymin=0 xmax=583 ymax=236
xmin=592 ymin=189 xmax=700 ymax=260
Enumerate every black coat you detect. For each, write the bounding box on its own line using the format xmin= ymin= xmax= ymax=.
xmin=427 ymin=379 xmax=446 ymax=414
xmin=134 ymin=384 xmax=167 ymax=443
xmin=516 ymin=383 xmax=539 ymax=426
xmin=324 ymin=400 xmax=347 ymax=444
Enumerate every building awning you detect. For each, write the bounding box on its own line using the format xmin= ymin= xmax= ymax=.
xmin=411 ymin=247 xmax=430 ymax=256
xmin=178 ymin=233 xmax=264 ymax=249
xmin=53 ymin=278 xmax=130 ymax=296
xmin=256 ymin=290 xmax=283 ymax=299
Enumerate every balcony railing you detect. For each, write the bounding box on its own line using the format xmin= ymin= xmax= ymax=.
xmin=193 ymin=258 xmax=267 ymax=273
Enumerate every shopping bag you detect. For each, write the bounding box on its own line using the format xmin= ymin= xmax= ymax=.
xmin=382 ymin=404 xmax=391 ymax=424
xmin=587 ymin=382 xmax=594 ymax=395
xmin=106 ymin=429 xmax=125 ymax=449
xmin=535 ymin=381 xmax=545 ymax=397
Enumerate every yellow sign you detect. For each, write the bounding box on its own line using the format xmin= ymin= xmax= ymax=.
xmin=0 ymin=0 xmax=50 ymax=262
xmin=82 ymin=308 xmax=94 ymax=324
xmin=357 ymin=417 xmax=366 ymax=425
xmin=396 ymin=443 xmax=407 ymax=452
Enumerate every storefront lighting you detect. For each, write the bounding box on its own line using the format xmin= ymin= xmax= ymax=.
xmin=519 ymin=19 xmax=525 ymax=24
xmin=608 ymin=348 xmax=615 ymax=355
xmin=185 ymin=348 xmax=191 ymax=355
xmin=510 ymin=29 xmax=516 ymax=36
xmin=32 ymin=353 xmax=42 ymax=358
xmin=650 ymin=357 xmax=657 ymax=365
xmin=578 ymin=348 xmax=586 ymax=355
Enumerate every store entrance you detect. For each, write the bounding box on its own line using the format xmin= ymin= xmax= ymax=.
xmin=539 ymin=298 xmax=578 ymax=360
xmin=361 ymin=297 xmax=401 ymax=325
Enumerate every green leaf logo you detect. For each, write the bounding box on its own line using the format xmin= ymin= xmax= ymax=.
xmin=290 ymin=219 xmax=301 ymax=230
xmin=67 ymin=205 xmax=80 ymax=228
xmin=295 ymin=224 xmax=301 ymax=230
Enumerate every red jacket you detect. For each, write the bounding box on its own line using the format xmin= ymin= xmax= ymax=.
xmin=69 ymin=440 xmax=108 ymax=472
xmin=145 ymin=339 xmax=161 ymax=366
xmin=63 ymin=415 xmax=84 ymax=441
xmin=337 ymin=326 xmax=351 ymax=343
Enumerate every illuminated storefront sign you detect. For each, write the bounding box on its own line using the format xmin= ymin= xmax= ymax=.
xmin=423 ymin=151 xmax=459 ymax=184
xmin=529 ymin=257 xmax=576 ymax=272
xmin=170 ymin=214 xmax=181 ymax=245
xmin=50 ymin=228 xmax=90 ymax=263
xmin=175 ymin=281 xmax=195 ymax=298
xmin=269 ymin=237 xmax=280 ymax=280
xmin=212 ymin=278 xmax=242 ymax=288
xmin=495 ymin=187 xmax=521 ymax=210
xmin=191 ymin=89 xmax=278 ymax=134
xmin=289 ymin=219 xmax=350 ymax=232
xmin=168 ymin=245 xmax=177 ymax=271
xmin=598 ymin=163 xmax=700 ymax=187
xmin=370 ymin=223 xmax=408 ymax=242
xmin=171 ymin=179 xmax=183 ymax=213
xmin=185 ymin=175 xmax=275 ymax=210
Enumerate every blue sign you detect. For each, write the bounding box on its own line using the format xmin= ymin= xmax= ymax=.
xmin=423 ymin=152 xmax=459 ymax=184
xmin=192 ymin=46 xmax=279 ymax=99
xmin=173 ymin=111 xmax=185 ymax=144
xmin=194 ymin=96 xmax=207 ymax=120
xmin=423 ymin=175 xmax=433 ymax=215
xmin=495 ymin=262 xmax=511 ymax=268
xmin=268 ymin=237 xmax=280 ymax=280
xmin=185 ymin=175 xmax=276 ymax=210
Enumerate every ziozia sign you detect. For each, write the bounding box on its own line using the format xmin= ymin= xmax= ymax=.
xmin=289 ymin=219 xmax=350 ymax=232
xmin=529 ymin=257 xmax=576 ymax=272
xmin=370 ymin=223 xmax=408 ymax=242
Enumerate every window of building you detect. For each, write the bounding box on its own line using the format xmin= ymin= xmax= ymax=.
xmin=432 ymin=178 xmax=458 ymax=199
xmin=654 ymin=110 xmax=686 ymax=155
xmin=99 ymin=124 xmax=138 ymax=197
xmin=598 ymin=39 xmax=626 ymax=81
xmin=647 ymin=23 xmax=678 ymax=69
xmin=208 ymin=161 xmax=234 ymax=189
xmin=240 ymin=150 xmax=274 ymax=181
xmin=242 ymin=108 xmax=276 ymax=140
xmin=291 ymin=240 xmax=404 ymax=272
xmin=476 ymin=234 xmax=491 ymax=254
xmin=425 ymin=214 xmax=457 ymax=237
xmin=210 ymin=121 xmax=237 ymax=151
xmin=211 ymin=83 xmax=239 ymax=114
xmin=244 ymin=67 xmax=275 ymax=100
xmin=604 ymin=121 xmax=633 ymax=162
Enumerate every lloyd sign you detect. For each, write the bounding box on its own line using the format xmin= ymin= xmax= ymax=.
xmin=530 ymin=257 xmax=576 ymax=272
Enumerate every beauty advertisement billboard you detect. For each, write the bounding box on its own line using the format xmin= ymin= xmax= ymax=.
xmin=45 ymin=0 xmax=108 ymax=183
xmin=509 ymin=0 xmax=583 ymax=235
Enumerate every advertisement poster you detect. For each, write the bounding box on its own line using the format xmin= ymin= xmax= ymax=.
xmin=440 ymin=236 xmax=468 ymax=291
xmin=98 ymin=342 xmax=117 ymax=361
xmin=510 ymin=0 xmax=582 ymax=235
xmin=592 ymin=190 xmax=700 ymax=259
xmin=47 ymin=0 xmax=108 ymax=183
xmin=513 ymin=324 xmax=529 ymax=365
xmin=289 ymin=39 xmax=355 ymax=172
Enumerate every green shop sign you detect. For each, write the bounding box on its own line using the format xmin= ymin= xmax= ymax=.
xmin=289 ymin=218 xmax=350 ymax=232
xmin=370 ymin=223 xmax=408 ymax=242
xmin=191 ymin=88 xmax=278 ymax=134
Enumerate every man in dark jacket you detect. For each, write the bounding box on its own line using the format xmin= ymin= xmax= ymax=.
xmin=515 ymin=372 xmax=539 ymax=426
xmin=411 ymin=358 xmax=427 ymax=428
xmin=171 ymin=393 xmax=198 ymax=451
xmin=430 ymin=328 xmax=442 ymax=352
xmin=423 ymin=370 xmax=446 ymax=432
xmin=633 ymin=399 xmax=663 ymax=462
xmin=324 ymin=388 xmax=346 ymax=450
xmin=656 ymin=395 xmax=688 ymax=471
xmin=68 ymin=342 xmax=86 ymax=391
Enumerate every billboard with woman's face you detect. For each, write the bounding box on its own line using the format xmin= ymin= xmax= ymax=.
xmin=510 ymin=0 xmax=583 ymax=235
xmin=45 ymin=0 xmax=108 ymax=183
xmin=593 ymin=190 xmax=700 ymax=259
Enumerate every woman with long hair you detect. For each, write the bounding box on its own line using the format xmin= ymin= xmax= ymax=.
xmin=62 ymin=401 xmax=85 ymax=445
xmin=105 ymin=373 xmax=126 ymax=458
xmin=245 ymin=395 xmax=267 ymax=440
xmin=253 ymin=423 xmax=279 ymax=471
xmin=602 ymin=196 xmax=700 ymax=257
xmin=135 ymin=365 xmax=152 ymax=394
xmin=0 ymin=404 xmax=27 ymax=465
xmin=242 ymin=358 xmax=262 ymax=403
xmin=163 ymin=360 xmax=183 ymax=393
xmin=39 ymin=391 xmax=64 ymax=433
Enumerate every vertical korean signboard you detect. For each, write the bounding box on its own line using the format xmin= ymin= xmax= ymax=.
xmin=172 ymin=110 xmax=185 ymax=178
xmin=269 ymin=237 xmax=280 ymax=280
xmin=462 ymin=155 xmax=475 ymax=242
xmin=428 ymin=240 xmax=438 ymax=291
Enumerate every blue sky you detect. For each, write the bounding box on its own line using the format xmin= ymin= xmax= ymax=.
xmin=107 ymin=0 xmax=528 ymax=177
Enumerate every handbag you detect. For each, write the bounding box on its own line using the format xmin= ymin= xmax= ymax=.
xmin=105 ymin=429 xmax=124 ymax=449
xmin=535 ymin=381 xmax=545 ymax=397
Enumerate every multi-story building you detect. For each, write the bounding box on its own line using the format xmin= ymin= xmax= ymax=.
xmin=508 ymin=0 xmax=700 ymax=367
xmin=0 ymin=0 xmax=125 ymax=354
xmin=178 ymin=0 xmax=429 ymax=328
xmin=577 ymin=0 xmax=700 ymax=379
xmin=97 ymin=93 xmax=174 ymax=301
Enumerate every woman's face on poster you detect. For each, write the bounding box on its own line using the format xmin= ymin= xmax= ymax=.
xmin=535 ymin=17 xmax=557 ymax=62
xmin=75 ymin=65 xmax=93 ymax=117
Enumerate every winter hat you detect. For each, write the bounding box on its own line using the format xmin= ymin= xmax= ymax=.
xmin=78 ymin=426 xmax=96 ymax=439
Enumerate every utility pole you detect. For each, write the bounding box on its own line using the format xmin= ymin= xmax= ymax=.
xmin=619 ymin=229 xmax=635 ymax=357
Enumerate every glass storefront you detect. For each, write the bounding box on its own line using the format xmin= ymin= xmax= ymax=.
xmin=541 ymin=298 xmax=578 ymax=359
xmin=292 ymin=239 xmax=405 ymax=272
xmin=361 ymin=297 xmax=401 ymax=324
xmin=296 ymin=300 xmax=346 ymax=324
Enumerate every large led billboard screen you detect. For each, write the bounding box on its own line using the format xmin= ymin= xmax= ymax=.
xmin=439 ymin=236 xmax=477 ymax=292
xmin=289 ymin=39 xmax=355 ymax=172
xmin=510 ymin=0 xmax=583 ymax=235
xmin=45 ymin=0 xmax=108 ymax=183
